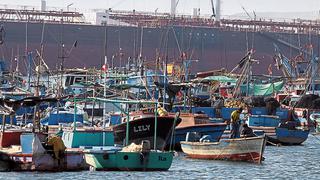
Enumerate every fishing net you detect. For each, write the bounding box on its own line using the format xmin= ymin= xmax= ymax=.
xmin=264 ymin=97 xmax=280 ymax=115
xmin=310 ymin=98 xmax=320 ymax=109
xmin=212 ymin=99 xmax=224 ymax=108
xmin=295 ymin=94 xmax=319 ymax=108
xmin=245 ymin=96 xmax=266 ymax=107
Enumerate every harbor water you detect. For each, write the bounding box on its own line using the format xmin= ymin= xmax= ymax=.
xmin=1 ymin=135 xmax=319 ymax=180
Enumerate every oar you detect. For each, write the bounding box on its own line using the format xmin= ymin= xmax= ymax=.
xmin=253 ymin=132 xmax=280 ymax=147
xmin=266 ymin=140 xmax=281 ymax=147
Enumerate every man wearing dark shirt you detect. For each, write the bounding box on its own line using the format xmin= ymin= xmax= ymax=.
xmin=241 ymin=123 xmax=255 ymax=137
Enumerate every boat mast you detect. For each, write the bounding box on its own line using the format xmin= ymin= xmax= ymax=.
xmin=58 ymin=9 xmax=65 ymax=97
xmin=138 ymin=27 xmax=144 ymax=101
xmin=163 ymin=27 xmax=169 ymax=109
xmin=57 ymin=10 xmax=65 ymax=122
xmin=32 ymin=22 xmax=45 ymax=132
xmin=25 ymin=18 xmax=28 ymax=64
xmin=103 ymin=24 xmax=108 ymax=131
xmin=153 ymin=103 xmax=158 ymax=150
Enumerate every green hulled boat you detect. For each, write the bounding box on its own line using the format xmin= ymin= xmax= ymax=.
xmin=84 ymin=148 xmax=173 ymax=171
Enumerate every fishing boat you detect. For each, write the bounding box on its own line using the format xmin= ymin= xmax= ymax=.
xmin=0 ymin=94 xmax=87 ymax=171
xmin=253 ymin=126 xmax=310 ymax=145
xmin=83 ymin=98 xmax=174 ymax=171
xmin=248 ymin=114 xmax=310 ymax=145
xmin=181 ymin=135 xmax=267 ymax=164
xmin=0 ymin=133 xmax=86 ymax=171
xmin=40 ymin=102 xmax=88 ymax=125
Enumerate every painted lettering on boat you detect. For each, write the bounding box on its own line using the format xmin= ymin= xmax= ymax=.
xmin=133 ymin=125 xmax=151 ymax=133
xmin=158 ymin=156 xmax=167 ymax=161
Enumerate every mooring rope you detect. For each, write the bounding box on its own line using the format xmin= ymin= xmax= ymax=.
xmin=243 ymin=137 xmax=256 ymax=163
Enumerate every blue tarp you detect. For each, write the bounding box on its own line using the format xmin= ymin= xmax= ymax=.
xmin=41 ymin=113 xmax=84 ymax=125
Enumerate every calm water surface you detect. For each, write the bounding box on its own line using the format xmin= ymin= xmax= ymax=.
xmin=1 ymin=135 xmax=319 ymax=180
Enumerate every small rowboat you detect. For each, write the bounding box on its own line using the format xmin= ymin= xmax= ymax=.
xmin=181 ymin=135 xmax=267 ymax=164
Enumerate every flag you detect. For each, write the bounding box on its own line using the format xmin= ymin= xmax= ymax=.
xmin=167 ymin=64 xmax=174 ymax=75
xmin=181 ymin=52 xmax=187 ymax=60
xmin=102 ymin=64 xmax=108 ymax=72
xmin=73 ymin=40 xmax=78 ymax=48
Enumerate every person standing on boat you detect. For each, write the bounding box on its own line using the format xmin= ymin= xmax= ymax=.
xmin=230 ymin=107 xmax=243 ymax=139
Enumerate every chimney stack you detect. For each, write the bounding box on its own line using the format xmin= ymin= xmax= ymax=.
xmin=171 ymin=0 xmax=176 ymax=16
xmin=216 ymin=0 xmax=221 ymax=21
xmin=41 ymin=0 xmax=46 ymax=12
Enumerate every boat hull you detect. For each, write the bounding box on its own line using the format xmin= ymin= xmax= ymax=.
xmin=171 ymin=123 xmax=227 ymax=150
xmin=84 ymin=151 xmax=173 ymax=171
xmin=181 ymin=136 xmax=266 ymax=163
xmin=113 ymin=116 xmax=181 ymax=150
xmin=0 ymin=151 xmax=86 ymax=171
xmin=0 ymin=131 xmax=23 ymax=148
xmin=273 ymin=128 xmax=309 ymax=145
xmin=252 ymin=127 xmax=309 ymax=145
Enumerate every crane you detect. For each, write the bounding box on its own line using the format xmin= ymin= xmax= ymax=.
xmin=210 ymin=0 xmax=216 ymax=17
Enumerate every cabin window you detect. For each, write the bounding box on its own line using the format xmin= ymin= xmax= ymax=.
xmin=202 ymin=86 xmax=208 ymax=92
xmin=75 ymin=77 xmax=83 ymax=83
xmin=67 ymin=76 xmax=75 ymax=86
xmin=65 ymin=76 xmax=71 ymax=86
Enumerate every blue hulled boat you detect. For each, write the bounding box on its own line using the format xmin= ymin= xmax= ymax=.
xmin=41 ymin=103 xmax=88 ymax=125
xmin=248 ymin=108 xmax=309 ymax=145
xmin=274 ymin=127 xmax=309 ymax=145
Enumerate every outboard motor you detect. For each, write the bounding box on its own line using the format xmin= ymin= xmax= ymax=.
xmin=185 ymin=132 xmax=201 ymax=142
xmin=140 ymin=140 xmax=150 ymax=166
xmin=200 ymin=135 xmax=213 ymax=142
xmin=141 ymin=140 xmax=151 ymax=152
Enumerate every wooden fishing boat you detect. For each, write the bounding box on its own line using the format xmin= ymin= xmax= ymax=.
xmin=83 ymin=98 xmax=174 ymax=171
xmin=267 ymin=127 xmax=309 ymax=145
xmin=181 ymin=136 xmax=267 ymax=164
xmin=0 ymin=133 xmax=86 ymax=171
xmin=249 ymin=115 xmax=310 ymax=145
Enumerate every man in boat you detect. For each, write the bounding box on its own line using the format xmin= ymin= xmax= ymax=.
xmin=47 ymin=135 xmax=66 ymax=163
xmin=241 ymin=123 xmax=255 ymax=137
xmin=230 ymin=107 xmax=243 ymax=139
